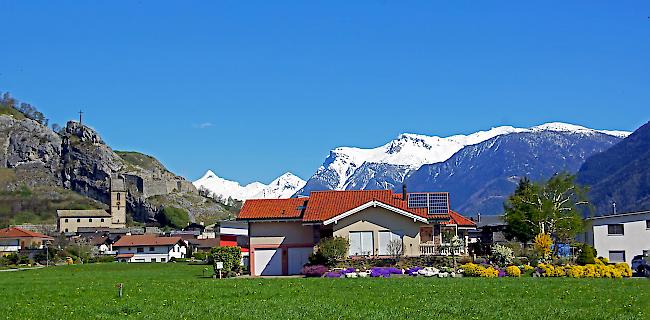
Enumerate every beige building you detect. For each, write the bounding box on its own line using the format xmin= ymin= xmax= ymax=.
xmin=57 ymin=175 xmax=127 ymax=233
xmin=239 ymin=190 xmax=477 ymax=276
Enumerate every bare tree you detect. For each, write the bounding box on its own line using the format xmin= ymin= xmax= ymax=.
xmin=387 ymin=239 xmax=404 ymax=260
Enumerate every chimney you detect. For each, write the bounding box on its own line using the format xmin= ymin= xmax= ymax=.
xmin=402 ymin=184 xmax=407 ymax=201
xmin=477 ymin=212 xmax=481 ymax=223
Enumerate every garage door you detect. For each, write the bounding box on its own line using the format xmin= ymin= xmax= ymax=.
xmin=254 ymin=249 xmax=282 ymax=276
xmin=288 ymin=248 xmax=312 ymax=275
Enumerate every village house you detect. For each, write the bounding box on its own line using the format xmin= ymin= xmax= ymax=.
xmin=57 ymin=175 xmax=127 ymax=234
xmin=238 ymin=189 xmax=476 ymax=276
xmin=112 ymin=235 xmax=187 ymax=263
xmin=585 ymin=210 xmax=650 ymax=265
xmin=0 ymin=227 xmax=53 ymax=255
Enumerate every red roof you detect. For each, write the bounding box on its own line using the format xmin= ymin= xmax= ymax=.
xmin=238 ymin=190 xmax=455 ymax=223
xmin=442 ymin=211 xmax=477 ymax=227
xmin=303 ymin=190 xmax=448 ymax=222
xmin=113 ymin=235 xmax=184 ymax=247
xmin=0 ymin=227 xmax=53 ymax=240
xmin=238 ymin=198 xmax=308 ymax=220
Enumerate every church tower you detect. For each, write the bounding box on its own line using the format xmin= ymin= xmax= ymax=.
xmin=110 ymin=174 xmax=127 ymax=228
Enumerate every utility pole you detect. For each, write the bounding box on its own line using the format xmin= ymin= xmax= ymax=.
xmin=79 ymin=110 xmax=84 ymax=124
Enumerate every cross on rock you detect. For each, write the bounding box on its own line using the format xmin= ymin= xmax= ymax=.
xmin=79 ymin=110 xmax=84 ymax=124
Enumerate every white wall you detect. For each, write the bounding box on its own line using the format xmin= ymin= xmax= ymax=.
xmin=589 ymin=212 xmax=650 ymax=265
xmin=117 ymin=243 xmax=187 ymax=263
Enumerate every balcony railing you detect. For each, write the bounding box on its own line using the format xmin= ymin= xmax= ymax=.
xmin=419 ymin=243 xmax=466 ymax=256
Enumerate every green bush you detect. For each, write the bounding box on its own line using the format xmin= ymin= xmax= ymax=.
xmin=311 ymin=236 xmax=348 ymax=267
xmin=576 ymin=243 xmax=597 ymax=266
xmin=211 ymin=246 xmax=242 ymax=276
xmin=89 ymin=256 xmax=115 ymax=263
xmin=193 ymin=251 xmax=208 ymax=260
xmin=158 ymin=207 xmax=190 ymax=229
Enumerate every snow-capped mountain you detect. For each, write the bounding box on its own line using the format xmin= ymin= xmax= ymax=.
xmin=296 ymin=122 xmax=630 ymax=196
xmin=193 ymin=170 xmax=306 ymax=201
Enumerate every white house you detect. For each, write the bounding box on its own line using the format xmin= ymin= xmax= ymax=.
xmin=0 ymin=227 xmax=53 ymax=255
xmin=112 ymin=235 xmax=187 ymax=263
xmin=585 ymin=211 xmax=650 ymax=265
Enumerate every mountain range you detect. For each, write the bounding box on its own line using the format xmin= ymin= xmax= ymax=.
xmin=577 ymin=121 xmax=650 ymax=215
xmin=197 ymin=122 xmax=630 ymax=215
xmin=193 ymin=171 xmax=306 ymax=201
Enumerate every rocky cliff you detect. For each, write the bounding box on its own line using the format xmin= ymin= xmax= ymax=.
xmin=0 ymin=114 xmax=232 ymax=224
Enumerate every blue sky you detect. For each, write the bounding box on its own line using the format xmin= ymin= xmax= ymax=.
xmin=1 ymin=1 xmax=649 ymax=184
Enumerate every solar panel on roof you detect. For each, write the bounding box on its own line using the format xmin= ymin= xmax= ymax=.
xmin=407 ymin=192 xmax=449 ymax=215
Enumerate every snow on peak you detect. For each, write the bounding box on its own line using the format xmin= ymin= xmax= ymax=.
xmin=313 ymin=122 xmax=629 ymax=190
xmin=193 ymin=170 xmax=306 ymax=201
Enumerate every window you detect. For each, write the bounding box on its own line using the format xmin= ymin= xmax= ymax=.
xmin=117 ymin=193 xmax=121 ymax=201
xmin=149 ymin=247 xmax=155 ymax=252
xmin=64 ymin=229 xmax=68 ymax=233
xmin=137 ymin=247 xmax=144 ymax=253
xmin=608 ymin=251 xmax=626 ymax=263
xmin=378 ymin=230 xmax=403 ymax=256
xmin=101 ymin=218 xmax=104 ymax=222
xmin=646 ymin=220 xmax=650 ymax=229
xmin=77 ymin=218 xmax=80 ymax=223
xmin=349 ymin=231 xmax=374 ymax=256
xmin=161 ymin=258 xmax=166 ymax=262
xmin=89 ymin=218 xmax=93 ymax=222
xmin=607 ymin=224 xmax=624 ymax=235
xmin=64 ymin=218 xmax=69 ymax=223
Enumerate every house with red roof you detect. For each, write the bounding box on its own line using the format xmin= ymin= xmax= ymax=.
xmin=112 ymin=235 xmax=187 ymax=263
xmin=238 ymin=188 xmax=476 ymax=276
xmin=0 ymin=227 xmax=53 ymax=255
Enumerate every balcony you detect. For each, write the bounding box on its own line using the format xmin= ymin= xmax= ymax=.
xmin=419 ymin=242 xmax=466 ymax=256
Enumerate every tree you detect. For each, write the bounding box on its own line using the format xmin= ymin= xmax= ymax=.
xmin=308 ymin=236 xmax=349 ymax=267
xmin=504 ymin=173 xmax=588 ymax=250
xmin=386 ymin=239 xmax=404 ymax=260
xmin=159 ymin=206 xmax=190 ymax=229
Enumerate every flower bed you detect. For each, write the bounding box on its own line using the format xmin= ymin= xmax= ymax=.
xmin=460 ymin=261 xmax=633 ymax=279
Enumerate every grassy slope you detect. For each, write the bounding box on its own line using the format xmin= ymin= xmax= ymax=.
xmin=0 ymin=105 xmax=26 ymax=119
xmin=0 ymin=264 xmax=647 ymax=319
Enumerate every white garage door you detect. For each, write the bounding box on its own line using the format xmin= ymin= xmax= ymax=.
xmin=254 ymin=249 xmax=282 ymax=276
xmin=288 ymin=248 xmax=312 ymax=275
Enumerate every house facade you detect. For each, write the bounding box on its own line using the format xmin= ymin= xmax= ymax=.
xmin=585 ymin=211 xmax=650 ymax=265
xmin=238 ymin=189 xmax=476 ymax=276
xmin=0 ymin=227 xmax=53 ymax=255
xmin=112 ymin=235 xmax=187 ymax=263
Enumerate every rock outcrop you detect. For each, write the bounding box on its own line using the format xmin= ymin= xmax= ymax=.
xmin=0 ymin=114 xmax=231 ymax=223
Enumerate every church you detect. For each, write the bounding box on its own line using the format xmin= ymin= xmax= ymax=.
xmin=57 ymin=175 xmax=127 ymax=233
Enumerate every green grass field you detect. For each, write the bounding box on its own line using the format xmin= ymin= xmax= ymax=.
xmin=0 ymin=263 xmax=648 ymax=319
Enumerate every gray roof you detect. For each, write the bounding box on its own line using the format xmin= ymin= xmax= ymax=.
xmin=57 ymin=209 xmax=111 ymax=218
xmin=474 ymin=215 xmax=506 ymax=228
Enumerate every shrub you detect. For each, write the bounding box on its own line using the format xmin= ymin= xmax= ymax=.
xmin=534 ymin=233 xmax=552 ymax=260
xmin=301 ymin=265 xmax=328 ymax=277
xmin=576 ymin=243 xmax=597 ymax=265
xmin=193 ymin=251 xmax=208 ymax=261
xmin=615 ymin=263 xmax=633 ymax=278
xmin=211 ymin=246 xmax=242 ymax=276
xmin=312 ymin=237 xmax=349 ymax=267
xmin=491 ymin=244 xmax=514 ymax=265
xmin=505 ymin=265 xmax=521 ymax=277
xmin=480 ymin=266 xmax=499 ymax=278
xmin=460 ymin=263 xmax=485 ymax=277
xmin=158 ymin=207 xmax=190 ymax=229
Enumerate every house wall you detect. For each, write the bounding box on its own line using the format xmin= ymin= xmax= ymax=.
xmin=116 ymin=243 xmax=186 ymax=263
xmin=0 ymin=239 xmax=20 ymax=253
xmin=332 ymin=206 xmax=427 ymax=257
xmin=587 ymin=213 xmax=650 ymax=265
xmin=59 ymin=217 xmax=113 ymax=233
xmin=249 ymin=221 xmax=314 ymax=246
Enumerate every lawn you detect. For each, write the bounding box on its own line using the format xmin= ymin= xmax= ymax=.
xmin=0 ymin=263 xmax=647 ymax=320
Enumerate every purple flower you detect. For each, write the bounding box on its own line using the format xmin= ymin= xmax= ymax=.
xmin=301 ymin=265 xmax=328 ymax=277
xmin=325 ymin=272 xmax=342 ymax=278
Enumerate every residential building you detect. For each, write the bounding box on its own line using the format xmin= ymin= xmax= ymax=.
xmin=0 ymin=227 xmax=53 ymax=255
xmin=585 ymin=210 xmax=650 ymax=265
xmin=467 ymin=214 xmax=508 ymax=255
xmin=57 ymin=175 xmax=127 ymax=233
xmin=112 ymin=235 xmax=187 ymax=263
xmin=238 ymin=189 xmax=476 ymax=276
